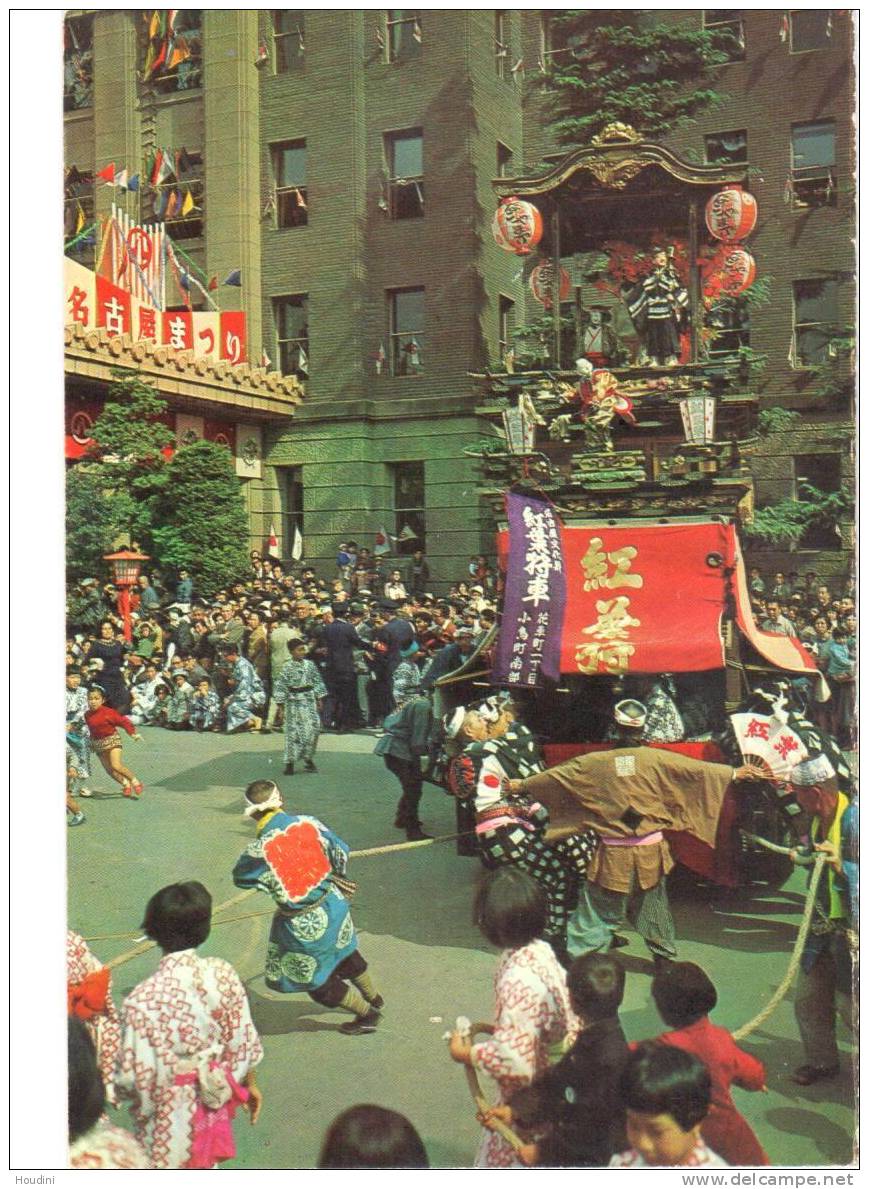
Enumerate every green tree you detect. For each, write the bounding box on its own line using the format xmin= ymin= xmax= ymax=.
xmin=541 ymin=12 xmax=737 ymax=146
xmin=150 ymin=440 xmax=250 ymax=596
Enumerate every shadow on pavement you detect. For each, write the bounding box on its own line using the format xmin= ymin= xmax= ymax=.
xmin=245 ymin=982 xmax=344 ymax=1036
xmin=763 ymin=1106 xmax=855 ymax=1164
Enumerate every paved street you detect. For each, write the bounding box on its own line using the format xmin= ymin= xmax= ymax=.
xmin=68 ymin=727 xmax=856 ymax=1169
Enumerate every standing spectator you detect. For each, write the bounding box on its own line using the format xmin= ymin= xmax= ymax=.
xmin=321 ymin=606 xmax=370 ymax=731
xmin=409 ymin=548 xmax=430 ymax=597
xmin=272 ymin=638 xmax=327 ymax=775
xmin=375 ymin=602 xmax=415 ymax=713
xmin=761 ymin=600 xmax=796 ymax=637
xmin=265 ymin=609 xmax=294 ymax=729
xmin=115 ymin=882 xmax=263 ymax=1169
xmin=175 ymin=568 xmax=193 ymax=606
xmin=469 ymin=554 xmax=493 ymax=590
xmin=137 ymin=573 xmax=161 ymax=613
xmin=85 ymin=621 xmax=132 ymax=714
xmin=748 ymin=567 xmax=765 ymax=595
xmin=374 ymin=691 xmax=434 ymax=840
xmin=66 ymin=669 xmax=93 ymax=796
xmin=384 ymin=569 xmax=408 ymax=602
xmin=246 ymin=611 xmax=270 ymax=723
xmin=770 ymin=571 xmax=792 ymax=601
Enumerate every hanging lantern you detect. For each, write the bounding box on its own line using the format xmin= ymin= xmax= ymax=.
xmin=529 ymin=259 xmax=571 ymax=307
xmin=502 ymin=404 xmax=536 ymax=454
xmin=719 ymin=247 xmax=756 ymax=296
xmin=705 ymin=185 xmax=757 ymax=242
xmin=492 ymin=196 xmax=543 ymax=256
xmin=679 ymin=394 xmax=717 ymax=446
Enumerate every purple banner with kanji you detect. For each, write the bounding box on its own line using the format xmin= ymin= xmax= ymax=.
xmin=493 ymin=492 xmax=566 ymax=687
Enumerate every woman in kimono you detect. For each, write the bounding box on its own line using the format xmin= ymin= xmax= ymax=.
xmin=67 ymin=930 xmax=121 ymax=1102
xmin=85 ymin=620 xmax=132 ymax=714
xmin=65 ymin=669 xmax=93 ymax=795
xmin=115 ymin=881 xmax=263 ymax=1170
xmin=233 ymin=780 xmax=383 ymax=1035
xmin=221 ymin=643 xmax=266 ymax=733
xmin=272 ymin=638 xmax=327 ymax=775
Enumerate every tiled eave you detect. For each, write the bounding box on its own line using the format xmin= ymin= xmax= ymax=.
xmin=64 ymin=323 xmax=304 ymax=422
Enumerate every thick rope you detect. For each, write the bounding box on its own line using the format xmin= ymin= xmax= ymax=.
xmin=463 ymin=1024 xmax=526 ymax=1153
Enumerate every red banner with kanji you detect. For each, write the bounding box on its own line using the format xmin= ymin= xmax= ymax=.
xmin=559 ymin=522 xmax=732 ymax=675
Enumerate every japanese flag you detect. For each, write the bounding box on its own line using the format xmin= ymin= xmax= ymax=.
xmin=291 ymin=525 xmax=304 ymax=562
xmin=373 ymin=526 xmax=392 ymax=556
xmin=267 ymin=522 xmax=281 ymax=560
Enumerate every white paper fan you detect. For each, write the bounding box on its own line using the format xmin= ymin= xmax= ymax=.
xmin=729 ymin=713 xmax=810 ymax=783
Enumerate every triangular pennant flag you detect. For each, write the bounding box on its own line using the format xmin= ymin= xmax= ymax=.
xmin=168 ymin=35 xmax=190 ymax=70
xmin=261 ymin=349 xmax=272 ymax=368
xmin=398 ymin=524 xmax=418 ymax=542
xmin=223 ymin=269 xmax=242 ymax=287
xmin=291 ymin=525 xmax=304 ymax=562
xmin=154 ymin=189 xmax=169 ymax=219
xmin=181 ymin=188 xmax=195 ymax=217
xmin=96 ymin=163 xmax=116 ymax=184
xmin=779 ymin=13 xmax=790 ymax=42
xmin=115 ymin=169 xmax=128 ymax=191
xmin=148 ymin=10 xmax=162 ymax=40
xmin=75 ymin=202 xmax=86 ymax=235
xmin=296 ymin=346 xmax=309 ymax=375
xmin=207 ymin=275 xmax=218 ymax=291
xmin=294 ymin=187 xmax=307 ymax=210
xmin=412 ymin=18 xmax=422 ymax=43
xmin=373 ymin=527 xmax=391 ymax=556
xmin=165 ymin=190 xmax=180 ymax=218
xmin=126 ymin=173 xmax=140 ymax=192
xmin=267 ymin=522 xmax=281 ymax=559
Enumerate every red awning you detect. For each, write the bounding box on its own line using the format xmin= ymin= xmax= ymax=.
xmin=731 ymin=533 xmax=819 ymax=675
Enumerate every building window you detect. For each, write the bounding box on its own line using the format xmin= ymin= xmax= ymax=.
xmin=496 ymin=142 xmax=513 ymax=178
xmin=706 ymin=297 xmax=750 ymax=356
xmin=790 ymin=120 xmax=836 ymax=208
xmin=277 ymin=465 xmax=304 ymax=547
xmin=272 ymin=139 xmax=308 ymax=227
xmin=273 ymin=11 xmax=305 ymax=71
xmin=63 ymin=167 xmax=96 ymax=266
xmin=393 ymin=461 xmax=426 ymax=554
xmin=494 ymin=10 xmax=508 ymax=77
xmin=144 ymin=10 xmax=203 ymax=94
xmin=702 ymin=10 xmax=746 ymax=60
xmin=704 ymin=129 xmax=748 ymax=166
xmin=387 ymin=10 xmax=422 ymax=62
xmin=498 ymin=296 xmax=515 ymax=364
xmin=790 ymin=10 xmax=831 ymax=53
xmin=274 ymin=294 xmax=309 ymax=378
xmin=64 ymin=15 xmax=93 ymax=111
xmin=792 ymin=279 xmax=838 ymax=367
xmin=151 ymin=150 xmax=204 ymax=240
xmin=795 ymin=453 xmax=842 ymax=549
xmin=384 ymin=129 xmax=424 ymax=219
xmin=388 ymin=287 xmax=424 ymax=375
xmin=539 ymin=11 xmax=571 ymax=74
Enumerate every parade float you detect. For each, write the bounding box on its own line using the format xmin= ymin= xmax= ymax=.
xmin=443 ymin=127 xmax=833 ymax=888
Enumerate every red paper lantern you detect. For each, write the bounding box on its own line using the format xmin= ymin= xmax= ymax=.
xmin=705 ymin=185 xmax=758 ymax=243
xmin=529 ymin=259 xmax=571 ymax=307
xmin=713 ymin=246 xmax=760 ymax=297
xmin=492 ymin=196 xmax=543 ymax=256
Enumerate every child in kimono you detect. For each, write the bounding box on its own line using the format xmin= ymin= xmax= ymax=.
xmin=65 ymin=669 xmax=93 ymax=796
xmin=271 ymin=639 xmax=327 ymax=775
xmin=448 ymin=869 xmax=580 ymax=1169
xmin=67 ymin=930 xmax=121 ymax=1101
xmin=115 ymin=881 xmax=263 ymax=1169
xmin=232 ymin=780 xmax=383 ymax=1034
xmin=166 ymin=671 xmax=194 ymax=730
xmin=189 ymin=678 xmax=221 ymax=731
xmin=610 ymin=1042 xmax=728 ymax=1168
xmin=648 ymin=962 xmax=769 ymax=1165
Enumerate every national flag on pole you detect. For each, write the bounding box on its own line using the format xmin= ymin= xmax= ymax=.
xmin=412 ymin=18 xmax=422 ymax=43
xmin=154 ymin=189 xmax=170 ymax=219
xmin=291 ymin=525 xmax=304 ymax=562
xmin=168 ymin=35 xmax=190 ymax=70
xmin=181 ymin=188 xmax=195 ymax=216
xmin=373 ymin=527 xmax=391 ymax=556
xmin=294 ymin=187 xmax=307 ymax=210
xmin=97 ymin=163 xmax=116 ymax=185
xmin=511 ymin=58 xmax=525 ymax=75
xmin=150 ymin=149 xmax=171 ymax=187
xmin=127 ymin=173 xmax=140 ymax=192
xmin=223 ymin=269 xmax=242 ymax=287
xmin=779 ymin=13 xmax=790 ymax=42
xmin=165 ymin=190 xmax=180 ymax=219
xmin=297 ymin=25 xmax=305 ymax=52
xmin=398 ymin=525 xmax=419 ymax=542
xmin=115 ymin=169 xmax=128 ymax=191
xmin=375 ymin=27 xmax=385 ymax=51
xmin=267 ymin=522 xmax=281 ymax=559
xmin=207 ymin=274 xmax=218 ymax=291
xmin=261 ymin=349 xmax=272 ymax=368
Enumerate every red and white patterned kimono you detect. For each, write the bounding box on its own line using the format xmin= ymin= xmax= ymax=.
xmin=115 ymin=950 xmax=263 ymax=1169
xmin=470 ymin=938 xmax=580 ymax=1169
xmin=66 ymin=930 xmax=121 ymax=1105
xmin=69 ymin=1120 xmax=150 ymax=1169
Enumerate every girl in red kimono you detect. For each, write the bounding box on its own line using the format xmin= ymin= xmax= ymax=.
xmin=648 ymin=961 xmax=769 ymax=1166
xmin=84 ymin=686 xmax=144 ymax=797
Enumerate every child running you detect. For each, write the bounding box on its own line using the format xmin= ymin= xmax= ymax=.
xmin=648 ymin=961 xmax=769 ymax=1165
xmin=448 ymin=868 xmax=579 ymax=1168
xmin=610 ymin=1042 xmax=728 ymax=1168
xmin=83 ymin=686 xmax=144 ymax=798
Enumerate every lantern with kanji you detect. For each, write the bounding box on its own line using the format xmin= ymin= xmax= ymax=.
xmin=492 ymin=196 xmax=543 ymax=256
xmin=704 ymin=246 xmax=757 ymax=301
xmin=705 ymin=185 xmax=757 ymax=243
xmin=529 ymin=259 xmax=571 ymax=307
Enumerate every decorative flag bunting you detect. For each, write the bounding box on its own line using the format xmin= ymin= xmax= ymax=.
xmin=398 ymin=525 xmax=418 ymax=542
xmin=223 ymin=269 xmax=242 ymax=287
xmin=297 ymin=346 xmax=309 ymax=375
xmin=97 ymin=163 xmax=116 ymax=184
xmin=181 ymin=189 xmax=195 ymax=216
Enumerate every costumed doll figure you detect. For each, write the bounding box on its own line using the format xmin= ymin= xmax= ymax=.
xmin=626 ymin=247 xmax=689 ymax=367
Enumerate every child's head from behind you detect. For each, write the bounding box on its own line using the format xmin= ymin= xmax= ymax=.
xmin=142 ymin=880 xmax=212 ymax=953
xmin=318 ymin=1104 xmax=429 ymax=1169
xmin=652 ymin=961 xmax=717 ymax=1029
xmin=568 ymin=952 xmax=625 ymax=1021
xmin=620 ymin=1042 xmax=711 ymax=1166
xmin=473 ymin=868 xmax=546 ymax=950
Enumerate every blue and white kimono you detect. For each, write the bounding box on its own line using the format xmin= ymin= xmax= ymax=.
xmin=272 ymin=658 xmax=327 ymax=765
xmin=66 ymin=686 xmax=91 ymax=780
xmin=189 ymin=689 xmax=221 ymax=730
xmin=225 ymin=656 xmax=266 ymax=731
xmin=232 ymin=810 xmax=358 ymax=993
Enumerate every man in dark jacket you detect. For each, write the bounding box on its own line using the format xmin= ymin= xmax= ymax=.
xmin=375 ymin=602 xmax=415 ymax=713
xmin=374 ymin=693 xmax=434 ymax=841
xmin=321 ymin=607 xmax=370 ymax=731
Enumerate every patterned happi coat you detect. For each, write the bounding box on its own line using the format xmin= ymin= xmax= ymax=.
xmin=470 ymin=938 xmax=580 ymax=1169
xmin=225 ymin=656 xmax=266 ymax=731
xmin=232 ymin=810 xmax=357 ymax=993
xmin=272 ymin=658 xmax=327 ymax=765
xmin=66 ymin=686 xmax=91 ymax=779
xmin=189 ymin=689 xmax=221 ymax=730
xmin=114 ymin=950 xmax=263 ymax=1170
xmin=66 ymin=930 xmax=121 ymax=1103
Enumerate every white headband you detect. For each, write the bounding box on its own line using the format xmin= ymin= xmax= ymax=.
xmin=243 ymin=783 xmax=282 ymax=818
xmin=444 ymin=707 xmax=467 ymax=739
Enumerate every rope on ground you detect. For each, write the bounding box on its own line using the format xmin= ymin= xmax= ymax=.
xmin=91 ymin=830 xmax=473 ymax=952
